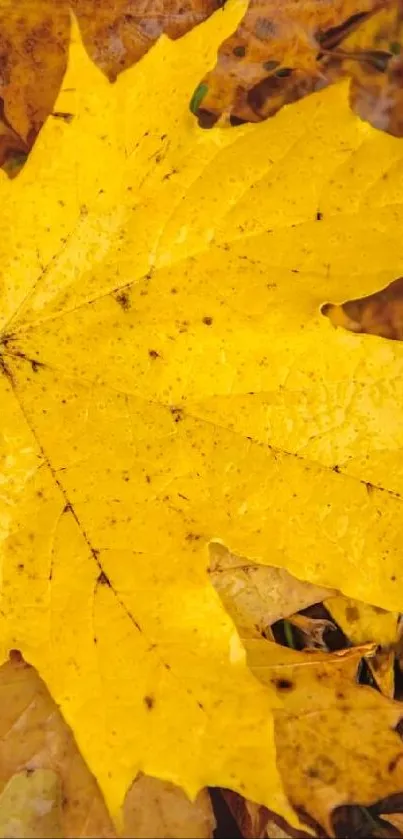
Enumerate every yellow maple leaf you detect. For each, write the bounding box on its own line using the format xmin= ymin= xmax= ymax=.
xmin=1 ymin=0 xmax=403 ymax=826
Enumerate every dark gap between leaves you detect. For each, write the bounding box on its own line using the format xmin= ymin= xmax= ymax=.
xmin=209 ymin=788 xmax=243 ymax=838
xmin=333 ymin=803 xmax=402 ymax=838
xmin=356 ymin=657 xmax=381 ymax=692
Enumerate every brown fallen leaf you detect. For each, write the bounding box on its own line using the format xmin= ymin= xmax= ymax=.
xmin=0 ymin=0 xmax=69 ymax=145
xmin=321 ymin=276 xmax=403 ymax=341
xmin=0 ymin=0 xmax=220 ymax=166
xmin=0 ymin=653 xmax=115 ymax=837
xmin=209 ymin=543 xmax=336 ymax=639
xmin=332 ymin=2 xmax=403 ymax=137
xmin=193 ymin=0 xmax=389 ymax=125
xmin=0 ymin=769 xmax=63 ymax=839
xmin=72 ymin=0 xmax=224 ymax=79
xmin=124 ymin=775 xmax=215 ymax=838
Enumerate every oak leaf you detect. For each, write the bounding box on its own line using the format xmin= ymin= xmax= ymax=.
xmin=1 ymin=0 xmax=403 ymax=827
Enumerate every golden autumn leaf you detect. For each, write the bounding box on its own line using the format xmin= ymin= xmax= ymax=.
xmin=325 ymin=593 xmax=399 ymax=696
xmin=325 ymin=595 xmax=399 ymax=647
xmin=2 ymin=0 xmax=403 ymax=827
xmin=247 ymin=640 xmax=403 ymax=835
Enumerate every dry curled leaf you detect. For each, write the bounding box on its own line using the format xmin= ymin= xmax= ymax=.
xmin=286 ymin=613 xmax=336 ymax=651
xmin=209 ymin=543 xmax=335 ymax=638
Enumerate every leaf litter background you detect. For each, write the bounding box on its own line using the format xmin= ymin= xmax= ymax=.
xmin=3 ymin=0 xmax=403 ymax=166
xmin=1 ymin=0 xmax=403 ymax=837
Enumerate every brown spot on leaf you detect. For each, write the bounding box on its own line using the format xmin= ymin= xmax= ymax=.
xmin=254 ymin=18 xmax=276 ymax=40
xmin=275 ymin=67 xmax=293 ymax=78
xmin=8 ymin=649 xmax=24 ymax=663
xmin=345 ymin=605 xmax=359 ymax=622
xmin=144 ymin=695 xmax=155 ymax=710
xmin=263 ymin=59 xmax=280 ymax=72
xmin=115 ymin=290 xmax=131 ymax=310
xmin=388 ymin=753 xmax=403 ymax=773
xmin=51 ymin=111 xmax=74 ymax=123
xmin=170 ymin=406 xmax=184 ymax=423
xmin=273 ymin=677 xmax=294 ymax=692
